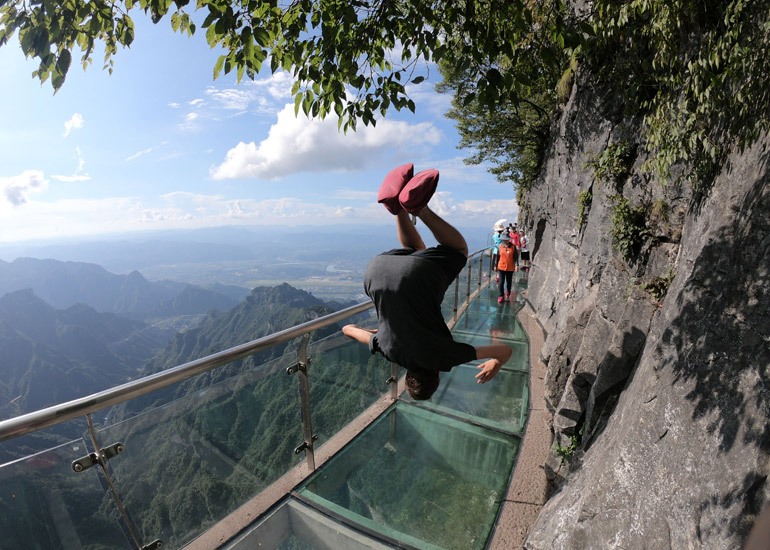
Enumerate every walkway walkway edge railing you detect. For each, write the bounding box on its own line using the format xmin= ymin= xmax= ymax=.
xmin=0 ymin=301 xmax=373 ymax=442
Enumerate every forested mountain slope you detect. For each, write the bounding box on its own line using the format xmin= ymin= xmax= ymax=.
xmin=0 ymin=288 xmax=174 ymax=416
xmin=95 ymin=283 xmax=383 ymax=547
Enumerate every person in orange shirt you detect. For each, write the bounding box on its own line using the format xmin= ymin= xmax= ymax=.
xmin=496 ymin=233 xmax=516 ymax=303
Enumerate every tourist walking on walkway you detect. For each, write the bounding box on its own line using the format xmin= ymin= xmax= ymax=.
xmin=496 ymin=233 xmax=516 ymax=303
xmin=491 ymin=222 xmax=505 ymax=281
xmin=519 ymin=230 xmax=530 ymax=271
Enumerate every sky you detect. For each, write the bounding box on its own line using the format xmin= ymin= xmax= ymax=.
xmin=0 ymin=14 xmax=518 ymax=245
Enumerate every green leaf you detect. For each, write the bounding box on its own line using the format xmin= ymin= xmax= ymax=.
xmin=254 ymin=27 xmax=270 ymax=46
xmin=294 ymin=91 xmax=302 ymax=116
xmin=212 ymin=54 xmax=225 ymax=79
xmin=55 ymin=48 xmax=72 ymax=77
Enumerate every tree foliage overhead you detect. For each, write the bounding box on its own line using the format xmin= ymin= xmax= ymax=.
xmin=0 ymin=0 xmax=569 ymax=131
xmin=441 ymin=0 xmax=770 ymax=198
xmin=3 ymin=0 xmax=769 ymax=195
xmin=437 ymin=0 xmax=574 ymax=195
xmin=585 ymin=0 xmax=770 ymax=197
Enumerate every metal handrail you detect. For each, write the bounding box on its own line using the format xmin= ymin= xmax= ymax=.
xmin=0 ymin=248 xmax=490 ymax=444
xmin=0 ymin=301 xmax=374 ymax=442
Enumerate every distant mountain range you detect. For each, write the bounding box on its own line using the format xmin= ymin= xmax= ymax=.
xmin=0 ymin=279 xmax=380 ymax=548
xmin=0 ymin=257 xmax=248 ymax=319
xmin=121 ymin=282 xmax=346 ymax=414
xmin=0 ymin=278 xmax=354 ymax=462
xmin=0 ymin=225 xmax=492 ymax=274
xmin=0 ymin=288 xmax=176 ymax=420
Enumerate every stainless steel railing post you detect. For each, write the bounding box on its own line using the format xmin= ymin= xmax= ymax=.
xmin=289 ymin=334 xmax=316 ymax=471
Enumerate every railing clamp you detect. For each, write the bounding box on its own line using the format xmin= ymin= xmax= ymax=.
xmin=286 ymin=359 xmax=311 ymax=375
xmin=385 ymin=376 xmax=396 ymax=385
xmin=142 ymin=540 xmax=164 ymax=550
xmin=294 ymin=434 xmax=318 ymax=455
xmin=71 ymin=442 xmax=124 ymax=473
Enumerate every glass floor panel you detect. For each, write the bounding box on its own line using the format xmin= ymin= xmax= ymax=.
xmin=296 ymin=402 xmax=519 ymax=550
xmin=453 ymin=294 xmax=528 ymax=343
xmin=225 ymin=498 xmax=396 ymax=550
xmin=406 ymin=364 xmax=529 ymax=434
xmin=452 ymin=332 xmax=529 ymax=373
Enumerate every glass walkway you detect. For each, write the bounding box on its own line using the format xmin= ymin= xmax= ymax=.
xmin=0 ymin=252 xmax=530 ymax=550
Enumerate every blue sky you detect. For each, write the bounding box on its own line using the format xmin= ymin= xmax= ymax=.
xmin=0 ymin=15 xmax=518 ymax=244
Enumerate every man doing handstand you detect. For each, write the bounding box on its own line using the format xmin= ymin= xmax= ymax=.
xmin=343 ymin=164 xmax=512 ymax=400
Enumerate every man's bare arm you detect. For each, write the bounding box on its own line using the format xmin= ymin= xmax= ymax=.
xmin=342 ymin=324 xmax=377 ymax=346
xmin=474 ymin=344 xmax=513 ymax=384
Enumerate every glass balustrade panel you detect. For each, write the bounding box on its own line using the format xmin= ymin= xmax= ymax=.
xmin=0 ymin=437 xmax=129 ymax=549
xmin=297 ymin=402 xmax=518 ymax=550
xmin=97 ymin=347 xmax=307 ymax=549
xmin=441 ymin=252 xmax=487 ymax=323
xmin=452 ymin=332 xmax=530 ymax=374
xmin=92 ymin=318 xmax=394 ymax=549
xmin=305 ymin=333 xmax=393 ymax=448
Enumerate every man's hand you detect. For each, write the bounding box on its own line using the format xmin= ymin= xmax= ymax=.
xmin=475 ymin=359 xmax=502 ymax=384
xmin=473 ymin=344 xmax=512 ymax=384
xmin=342 ymin=324 xmax=377 ymax=346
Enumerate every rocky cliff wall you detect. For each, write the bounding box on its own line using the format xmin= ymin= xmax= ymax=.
xmin=521 ymin=71 xmax=770 ymax=548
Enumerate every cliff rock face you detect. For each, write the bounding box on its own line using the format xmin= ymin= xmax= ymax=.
xmin=523 ymin=73 xmax=770 ymax=548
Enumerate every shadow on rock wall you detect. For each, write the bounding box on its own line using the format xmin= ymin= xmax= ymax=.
xmin=660 ymin=167 xmax=770 ymax=535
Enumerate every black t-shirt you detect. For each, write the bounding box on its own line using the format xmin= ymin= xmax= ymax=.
xmin=363 ymin=245 xmax=477 ymax=375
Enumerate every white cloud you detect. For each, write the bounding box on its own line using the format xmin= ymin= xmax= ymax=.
xmin=63 ymin=113 xmax=84 ymax=138
xmin=0 ymin=186 xmax=515 ymax=244
xmin=251 ymin=71 xmax=294 ymax=100
xmin=173 ymin=73 xmax=295 ymax=133
xmin=178 ymin=112 xmax=200 ymax=132
xmin=209 ymin=103 xmax=442 ymax=180
xmin=205 ymin=87 xmax=254 ymax=112
xmin=126 ymin=147 xmax=154 ymax=162
xmin=406 ymin=81 xmax=452 ymax=117
xmin=52 ymin=147 xmax=90 ymax=182
xmin=0 ymin=170 xmax=48 ymax=206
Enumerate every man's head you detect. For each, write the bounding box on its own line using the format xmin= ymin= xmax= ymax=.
xmin=405 ymin=370 xmax=440 ymax=400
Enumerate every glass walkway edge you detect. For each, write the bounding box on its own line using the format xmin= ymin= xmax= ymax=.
xmin=0 ymin=251 xmax=532 ymax=550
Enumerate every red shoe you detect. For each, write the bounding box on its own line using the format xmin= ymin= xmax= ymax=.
xmin=505 ymin=292 xmax=510 ymax=301
xmin=495 ymin=275 xmax=499 ymax=284
xmin=497 ymin=296 xmax=504 ymax=304
xmin=377 ymin=163 xmax=414 ymax=214
xmin=399 ymin=169 xmax=439 ymax=214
